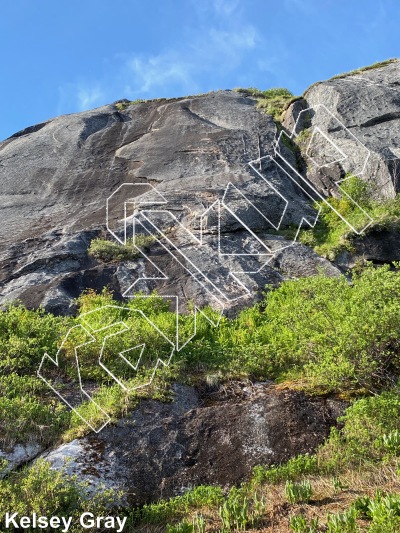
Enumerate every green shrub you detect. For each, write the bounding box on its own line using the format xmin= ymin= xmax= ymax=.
xmin=0 ymin=459 xmax=118 ymax=532
xmin=251 ymin=454 xmax=317 ymax=485
xmin=285 ymin=480 xmax=313 ymax=504
xmin=217 ymin=486 xmax=266 ymax=532
xmin=115 ymin=99 xmax=145 ymax=110
xmin=353 ymin=495 xmax=372 ymax=517
xmin=218 ymin=490 xmax=250 ymax=531
xmin=381 ymin=430 xmax=400 ymax=456
xmin=0 ymin=393 xmax=69 ymax=449
xmin=233 ymin=86 xmax=297 ymax=119
xmin=299 ymin=175 xmax=400 ymax=259
xmin=166 ymin=522 xmax=194 ymax=533
xmin=330 ymin=59 xmax=398 ymax=80
xmin=134 ymin=485 xmax=224 ymax=526
xmin=326 ymin=507 xmax=359 ymax=532
xmin=317 ymin=390 xmax=400 ymax=472
xmin=289 ymin=491 xmax=400 ymax=533
xmin=290 ymin=514 xmax=319 ymax=533
xmin=0 ymin=305 xmax=72 ymax=447
xmin=192 ymin=514 xmax=206 ymax=533
xmin=180 ymin=263 xmax=400 ymax=394
xmin=88 ymin=234 xmax=155 ymax=262
xmin=356 ymin=492 xmax=400 ymax=532
xmin=332 ymin=476 xmax=348 ymax=494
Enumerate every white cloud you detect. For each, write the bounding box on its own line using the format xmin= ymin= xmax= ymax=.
xmin=208 ymin=25 xmax=258 ymax=54
xmin=76 ymin=85 xmax=105 ymax=111
xmin=57 ymin=83 xmax=106 ymax=115
xmin=124 ymin=53 xmax=195 ymax=95
xmin=211 ymin=0 xmax=240 ymax=15
xmin=58 ymin=0 xmax=263 ymax=112
xmin=121 ymin=15 xmax=259 ymax=98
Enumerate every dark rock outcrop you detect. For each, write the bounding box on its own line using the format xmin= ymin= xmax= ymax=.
xmin=335 ymin=225 xmax=400 ymax=269
xmin=43 ymin=383 xmax=346 ymax=505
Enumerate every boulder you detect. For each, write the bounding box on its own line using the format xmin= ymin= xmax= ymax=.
xmin=297 ymin=60 xmax=400 ymax=199
xmin=43 ymin=383 xmax=346 ymax=505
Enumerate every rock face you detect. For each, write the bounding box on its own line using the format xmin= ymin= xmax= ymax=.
xmin=0 ymin=442 xmax=42 ymax=477
xmin=284 ymin=60 xmax=400 ymax=200
xmin=43 ymin=383 xmax=346 ymax=505
xmin=2 ymin=63 xmax=400 ymax=313
xmin=335 ymin=225 xmax=400 ymax=270
xmin=0 ymin=90 xmax=340 ymax=315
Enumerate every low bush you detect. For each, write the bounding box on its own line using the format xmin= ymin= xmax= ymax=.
xmin=251 ymin=454 xmax=317 ymax=485
xmin=130 ymin=485 xmax=224 ymax=526
xmin=115 ymin=99 xmax=145 ymax=110
xmin=285 ymin=480 xmax=313 ymax=504
xmin=0 ymin=459 xmax=118 ymax=532
xmin=290 ymin=514 xmax=319 ymax=533
xmin=325 ymin=508 xmax=359 ymax=532
xmin=298 ymin=175 xmax=400 ymax=259
xmin=330 ymin=58 xmax=398 ymax=80
xmin=88 ymin=234 xmax=155 ymax=262
xmin=318 ymin=390 xmax=400 ymax=471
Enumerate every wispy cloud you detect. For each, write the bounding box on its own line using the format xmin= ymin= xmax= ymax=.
xmin=208 ymin=25 xmax=258 ymax=56
xmin=209 ymin=0 xmax=240 ymax=16
xmin=118 ymin=0 xmax=260 ymax=99
xmin=58 ymin=0 xmax=264 ymax=112
xmin=57 ymin=82 xmax=106 ymax=115
xmin=76 ymin=85 xmax=105 ymax=111
xmin=124 ymin=53 xmax=196 ymax=96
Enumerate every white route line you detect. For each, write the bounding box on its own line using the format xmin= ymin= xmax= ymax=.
xmin=38 ymin=305 xmax=176 ymax=432
xmin=38 ymin=324 xmax=111 ymax=433
xmin=306 ymin=127 xmax=348 ymax=169
xmin=273 ymin=103 xmax=375 ymax=235
xmin=137 ymin=210 xmax=250 ymax=303
xmin=106 ymin=183 xmax=167 ymax=245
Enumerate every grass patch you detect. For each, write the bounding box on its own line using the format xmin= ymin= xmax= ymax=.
xmin=330 ymin=58 xmax=398 ymax=80
xmin=115 ymin=99 xmax=146 ymax=110
xmin=198 ymin=263 xmax=400 ymax=395
xmin=0 ymin=459 xmax=119 ymax=533
xmin=0 ymin=305 xmax=72 ymax=449
xmin=0 ymin=290 xmax=184 ymax=449
xmin=114 ymin=92 xmax=215 ymax=111
xmin=233 ymin=87 xmax=300 ymax=120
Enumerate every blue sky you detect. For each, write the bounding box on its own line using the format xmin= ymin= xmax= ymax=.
xmin=0 ymin=0 xmax=399 ymax=140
